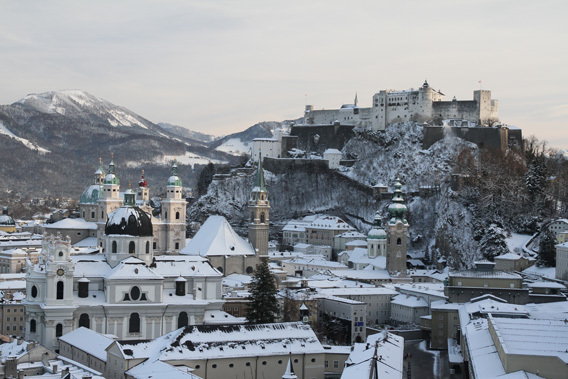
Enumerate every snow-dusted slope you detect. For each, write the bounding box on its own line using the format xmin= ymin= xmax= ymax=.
xmin=0 ymin=121 xmax=50 ymax=154
xmin=16 ymin=90 xmax=154 ymax=129
xmin=214 ymin=138 xmax=252 ymax=156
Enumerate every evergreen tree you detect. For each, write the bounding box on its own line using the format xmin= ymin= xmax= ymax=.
xmin=479 ymin=223 xmax=509 ymax=261
xmin=281 ymin=288 xmax=298 ymax=322
xmin=538 ymin=229 xmax=557 ymax=267
xmin=196 ymin=162 xmax=215 ymax=196
xmin=246 ymin=258 xmax=279 ymax=324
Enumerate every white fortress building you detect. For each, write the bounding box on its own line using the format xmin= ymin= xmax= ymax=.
xmin=303 ymin=80 xmax=499 ymax=131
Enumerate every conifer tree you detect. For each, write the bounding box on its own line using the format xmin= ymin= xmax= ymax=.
xmin=246 ymin=258 xmax=279 ymax=324
xmin=538 ymin=229 xmax=557 ymax=267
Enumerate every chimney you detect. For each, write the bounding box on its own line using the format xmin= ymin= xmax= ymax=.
xmin=52 ymin=364 xmax=58 ymax=374
xmin=41 ymin=352 xmax=50 ymax=367
xmin=5 ymin=356 xmax=17 ymax=378
xmin=61 ymin=367 xmax=69 ymax=378
xmin=17 ymin=336 xmax=23 ymax=345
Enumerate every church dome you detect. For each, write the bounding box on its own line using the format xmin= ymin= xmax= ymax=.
xmin=167 ymin=161 xmax=182 ymax=186
xmin=104 ymin=173 xmax=120 ymax=185
xmin=0 ymin=214 xmax=15 ymax=226
xmin=105 ymin=207 xmax=153 ymax=237
xmin=80 ymin=184 xmax=102 ymax=204
xmin=368 ymin=227 xmax=387 ymax=239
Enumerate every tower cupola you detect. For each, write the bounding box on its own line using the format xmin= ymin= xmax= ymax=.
xmin=388 ymin=178 xmax=408 ymax=225
xmin=104 ymin=154 xmax=120 ymax=185
xmin=167 ymin=160 xmax=183 ymax=187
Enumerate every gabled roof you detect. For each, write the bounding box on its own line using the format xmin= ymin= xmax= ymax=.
xmin=59 ymin=327 xmax=114 ymax=362
xmin=180 ymin=215 xmax=255 ymax=257
xmin=105 ymin=257 xmax=163 ymax=280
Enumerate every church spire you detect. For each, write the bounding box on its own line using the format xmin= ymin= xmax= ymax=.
xmin=282 ymin=354 xmax=298 ymax=379
xmin=354 ymin=92 xmax=358 ymax=107
xmin=253 ymin=152 xmax=267 ymax=193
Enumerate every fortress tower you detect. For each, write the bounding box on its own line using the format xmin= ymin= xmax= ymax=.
xmin=248 ymin=155 xmax=270 ymax=257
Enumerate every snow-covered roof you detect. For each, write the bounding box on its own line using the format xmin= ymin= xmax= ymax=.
xmin=465 ymin=319 xmax=506 ymax=377
xmin=43 ymin=218 xmax=97 ymax=230
xmin=283 ymin=257 xmax=347 ymax=269
xmin=180 ymin=215 xmax=255 ymax=257
xmin=494 ymin=253 xmax=523 ymax=260
xmin=527 ymin=281 xmax=566 ymax=289
xmin=345 ymin=240 xmax=367 ymax=247
xmin=152 ymin=255 xmax=221 ymax=278
xmin=335 ymin=231 xmax=366 ymax=239
xmin=120 ymin=322 xmax=323 ymax=361
xmin=307 ymin=215 xmax=355 ymax=231
xmin=0 ymin=280 xmax=25 ymax=290
xmin=105 ymin=257 xmax=163 ymax=280
xmin=391 ymin=294 xmax=428 ymax=308
xmin=489 ymin=314 xmax=568 ymax=363
xmin=222 ymin=273 xmax=253 ymax=288
xmin=342 ymin=331 xmax=404 ymax=379
xmin=0 ymin=339 xmax=32 ymax=359
xmin=319 ymin=287 xmax=398 ymax=297
xmin=59 ymin=327 xmax=114 ymax=362
xmin=127 ymin=359 xmax=201 ymax=379
xmin=449 ymin=269 xmax=521 ymax=279
xmin=323 ymin=148 xmax=342 ymax=155
xmin=73 ymin=237 xmax=98 ymax=247
xmin=329 ymin=269 xmax=391 ymax=281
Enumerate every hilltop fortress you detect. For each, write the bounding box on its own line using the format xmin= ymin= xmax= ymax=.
xmin=304 ymin=80 xmax=499 ymax=131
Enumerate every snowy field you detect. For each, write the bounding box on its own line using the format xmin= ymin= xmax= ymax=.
xmin=215 ymin=138 xmax=251 ymax=156
xmin=0 ymin=121 xmax=50 ymax=154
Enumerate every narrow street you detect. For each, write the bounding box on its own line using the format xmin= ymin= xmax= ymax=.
xmin=403 ymin=340 xmax=452 ymax=379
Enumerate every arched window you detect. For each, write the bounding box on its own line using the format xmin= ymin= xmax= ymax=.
xmin=129 ymin=313 xmax=140 ymax=333
xmin=129 ymin=241 xmax=135 ymax=255
xmin=178 ymin=312 xmax=188 ymax=329
xmin=145 ymin=241 xmax=150 ymax=254
xmin=79 ymin=313 xmax=90 ymax=329
xmin=31 ymin=285 xmax=38 ymax=298
xmin=175 ymin=211 xmax=180 ymax=220
xmin=56 ymin=281 xmax=64 ymax=300
xmin=217 ymin=266 xmax=224 ymax=274
xmin=396 ymin=238 xmax=402 ymax=245
xmin=56 ymin=323 xmax=63 ymax=337
xmin=260 ymin=212 xmax=265 ymax=224
xmin=30 ymin=319 xmax=36 ymax=333
xmin=112 ymin=241 xmax=117 ymax=253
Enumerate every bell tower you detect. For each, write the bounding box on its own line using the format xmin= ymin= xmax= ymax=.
xmin=385 ymin=178 xmax=409 ymax=275
xmin=97 ymin=155 xmax=123 ymax=247
xmin=161 ymin=161 xmax=186 ymax=254
xmin=248 ymin=154 xmax=270 ymax=257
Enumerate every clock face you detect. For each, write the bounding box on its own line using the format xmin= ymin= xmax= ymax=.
xmin=57 ymin=268 xmax=65 ymax=276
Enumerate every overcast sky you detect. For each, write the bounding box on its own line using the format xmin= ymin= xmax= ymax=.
xmin=1 ymin=0 xmax=567 ymax=148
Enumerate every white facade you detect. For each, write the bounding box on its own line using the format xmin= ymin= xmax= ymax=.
xmin=390 ymin=294 xmax=429 ymax=324
xmin=323 ymin=149 xmax=342 ymax=169
xmin=549 ymin=219 xmax=568 ymax=241
xmin=304 ymin=81 xmax=499 ymax=131
xmin=555 ymin=242 xmax=568 ymax=280
xmin=251 ymin=128 xmax=288 ymax=161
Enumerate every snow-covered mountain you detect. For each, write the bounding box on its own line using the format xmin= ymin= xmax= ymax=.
xmin=157 ymin=122 xmax=219 ymax=144
xmin=0 ymin=90 xmax=237 ymax=196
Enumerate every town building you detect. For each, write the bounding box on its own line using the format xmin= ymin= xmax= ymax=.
xmin=304 ymin=81 xmax=499 ymax=131
xmin=548 ymin=218 xmax=568 ymax=241
xmin=0 ymin=207 xmax=16 ymax=233
xmin=493 ymin=252 xmax=534 ymax=272
xmin=24 ymin=190 xmax=230 ymax=351
xmin=555 ymin=241 xmax=568 ymax=280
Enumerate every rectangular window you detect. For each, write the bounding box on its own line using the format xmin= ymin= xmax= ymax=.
xmin=325 ymin=361 xmax=329 ymax=368
xmin=333 ymin=361 xmax=339 ymax=368
xmin=175 ymin=242 xmax=180 ymax=249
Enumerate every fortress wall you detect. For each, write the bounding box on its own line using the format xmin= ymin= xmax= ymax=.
xmin=309 ymin=109 xmax=342 ymax=125
xmin=290 ymin=124 xmax=354 ymax=154
xmin=432 ymin=100 xmax=479 ymax=121
xmin=423 ymin=126 xmax=511 ymax=151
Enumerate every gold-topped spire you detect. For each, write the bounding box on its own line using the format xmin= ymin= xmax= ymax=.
xmin=99 ymin=157 xmax=102 ymax=165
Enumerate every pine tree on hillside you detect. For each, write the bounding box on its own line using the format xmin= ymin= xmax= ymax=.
xmin=246 ymin=258 xmax=279 ymax=324
xmin=196 ymin=162 xmax=215 ymax=196
xmin=538 ymin=229 xmax=557 ymax=267
xmin=479 ymin=224 xmax=509 ymax=261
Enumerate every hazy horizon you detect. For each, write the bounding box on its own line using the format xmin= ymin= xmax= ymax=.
xmin=1 ymin=0 xmax=567 ymax=149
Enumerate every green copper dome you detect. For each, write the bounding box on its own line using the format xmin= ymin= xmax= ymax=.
xmin=104 ymin=159 xmax=120 ymax=185
xmin=368 ymin=211 xmax=386 ymax=239
xmin=167 ymin=161 xmax=182 ymax=187
xmin=388 ymin=177 xmax=408 ymax=225
xmin=80 ymin=184 xmax=102 ymax=204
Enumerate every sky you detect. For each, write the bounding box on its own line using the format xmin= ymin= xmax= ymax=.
xmin=1 ymin=0 xmax=567 ymax=148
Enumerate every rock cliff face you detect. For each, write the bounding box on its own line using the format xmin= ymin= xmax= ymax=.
xmin=190 ymin=122 xmax=486 ymax=267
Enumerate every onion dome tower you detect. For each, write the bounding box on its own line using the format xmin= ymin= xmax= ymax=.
xmin=161 ymin=160 xmax=186 ymax=254
xmin=367 ymin=211 xmax=387 ymax=258
xmin=79 ymin=158 xmax=105 ymax=222
xmin=97 ymin=154 xmax=124 ymax=246
xmin=248 ymin=153 xmax=270 ymax=257
xmin=136 ymin=169 xmax=152 ymax=214
xmin=385 ymin=178 xmax=409 ymax=275
xmin=104 ymin=188 xmax=154 ymax=267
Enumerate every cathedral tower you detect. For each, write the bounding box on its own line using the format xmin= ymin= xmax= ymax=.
xmin=248 ymin=155 xmax=270 ymax=257
xmin=97 ymin=155 xmax=123 ymax=247
xmin=385 ymin=178 xmax=409 ymax=274
xmin=79 ymin=158 xmax=105 ymax=222
xmin=161 ymin=161 xmax=186 ymax=254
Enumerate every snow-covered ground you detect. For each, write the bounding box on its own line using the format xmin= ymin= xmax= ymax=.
xmin=215 ymin=138 xmax=251 ymax=156
xmin=0 ymin=121 xmax=50 ymax=154
xmin=505 ymin=233 xmax=532 ymax=254
xmin=125 ymin=152 xmax=226 ymax=168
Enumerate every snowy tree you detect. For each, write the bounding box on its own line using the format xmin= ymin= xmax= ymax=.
xmin=245 ymin=258 xmax=279 ymax=324
xmin=525 ymin=157 xmax=547 ymax=201
xmin=479 ymin=224 xmax=509 ymax=261
xmin=196 ymin=162 xmax=215 ymax=196
xmin=538 ymin=229 xmax=556 ymax=267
